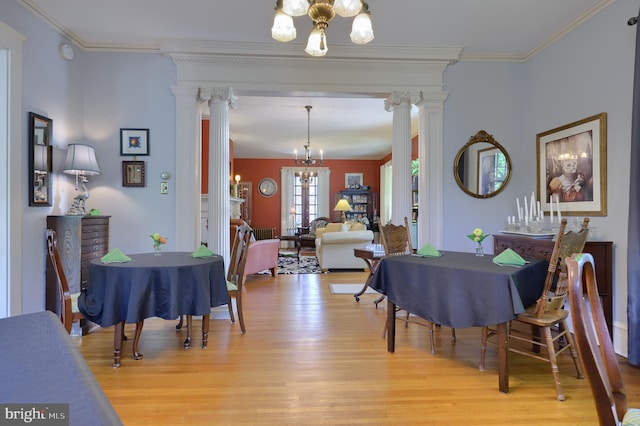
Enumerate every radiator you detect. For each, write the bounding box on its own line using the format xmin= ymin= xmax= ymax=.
xmin=253 ymin=227 xmax=276 ymax=240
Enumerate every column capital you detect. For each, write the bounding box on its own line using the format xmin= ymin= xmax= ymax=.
xmin=384 ymin=91 xmax=422 ymax=111
xmin=198 ymin=87 xmax=237 ymax=109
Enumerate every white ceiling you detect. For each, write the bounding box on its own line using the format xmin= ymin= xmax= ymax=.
xmin=18 ymin=0 xmax=615 ymax=159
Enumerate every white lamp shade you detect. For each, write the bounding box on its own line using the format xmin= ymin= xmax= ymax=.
xmin=334 ymin=0 xmax=362 ymax=17
xmin=350 ymin=12 xmax=374 ymax=44
xmin=272 ymin=9 xmax=297 ymax=42
xmin=333 ymin=198 xmax=353 ymax=212
xmin=305 ymin=27 xmax=328 ymax=57
xmin=33 ymin=144 xmax=48 ymax=172
xmin=282 ymin=0 xmax=308 ymax=16
xmin=63 ymin=144 xmax=101 ymax=176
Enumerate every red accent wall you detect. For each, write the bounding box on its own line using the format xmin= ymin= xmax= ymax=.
xmin=233 ymin=158 xmax=381 ymax=234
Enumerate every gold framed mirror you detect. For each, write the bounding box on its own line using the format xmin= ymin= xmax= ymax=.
xmin=453 ymin=130 xmax=511 ymax=199
xmin=29 ymin=112 xmax=52 ymax=206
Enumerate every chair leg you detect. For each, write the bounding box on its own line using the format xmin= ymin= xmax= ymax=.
xmin=227 ymin=299 xmax=236 ymax=324
xmin=404 ymin=311 xmax=410 ymax=328
xmin=561 ymin=319 xmax=584 ymax=379
xmin=235 ymin=292 xmax=246 ymax=334
xmin=543 ymin=326 xmax=565 ymax=401
xmin=451 ymin=328 xmax=457 ymax=343
xmin=429 ymin=323 xmax=436 ymax=354
xmin=479 ymin=326 xmax=488 ymax=371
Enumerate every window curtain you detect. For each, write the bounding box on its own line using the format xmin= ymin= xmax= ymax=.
xmin=280 ymin=167 xmax=330 ymax=232
xmin=628 ymin=7 xmax=640 ymax=366
xmin=380 ymin=161 xmax=392 ymax=226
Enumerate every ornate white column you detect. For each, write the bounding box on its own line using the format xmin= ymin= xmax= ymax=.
xmin=171 ymin=85 xmax=201 ymax=251
xmin=202 ymin=87 xmax=237 ymax=267
xmin=385 ymin=92 xmax=414 ymax=227
xmin=415 ymin=91 xmax=448 ymax=249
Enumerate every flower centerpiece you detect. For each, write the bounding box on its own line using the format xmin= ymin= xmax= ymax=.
xmin=150 ymin=233 xmax=167 ymax=254
xmin=467 ymin=228 xmax=490 ymax=256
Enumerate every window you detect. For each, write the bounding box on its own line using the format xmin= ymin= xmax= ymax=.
xmin=293 ymin=171 xmax=318 ymax=228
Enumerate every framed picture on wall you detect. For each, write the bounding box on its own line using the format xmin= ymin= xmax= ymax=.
xmin=122 ymin=161 xmax=145 ymax=187
xmin=345 ymin=173 xmax=363 ymax=189
xmin=536 ymin=112 xmax=607 ymax=216
xmin=120 ymin=128 xmax=149 ymax=156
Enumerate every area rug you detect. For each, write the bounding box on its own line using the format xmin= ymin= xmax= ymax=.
xmin=329 ymin=283 xmax=378 ymax=295
xmin=256 ymin=255 xmax=322 ymax=275
xmin=277 ymin=255 xmax=322 ymax=274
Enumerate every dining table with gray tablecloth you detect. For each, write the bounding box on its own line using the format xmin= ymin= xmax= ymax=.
xmin=0 ymin=311 xmax=122 ymax=425
xmin=368 ymin=251 xmax=548 ymax=393
xmin=79 ymin=252 xmax=228 ymax=366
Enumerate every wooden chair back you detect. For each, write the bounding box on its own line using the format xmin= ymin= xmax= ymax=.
xmin=232 ymin=224 xmax=253 ymax=290
xmin=46 ymin=229 xmax=82 ymax=334
xmin=531 ymin=218 xmax=589 ymax=318
xmin=379 ymin=217 xmax=412 ymax=256
xmin=548 ymin=217 xmax=590 ymax=311
xmin=567 ymin=253 xmax=633 ymax=426
xmin=229 ymin=224 xmax=252 ymax=285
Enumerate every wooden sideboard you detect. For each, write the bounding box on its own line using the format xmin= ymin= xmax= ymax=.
xmin=493 ymin=234 xmax=613 ymax=336
xmin=46 ymin=215 xmax=110 ymax=334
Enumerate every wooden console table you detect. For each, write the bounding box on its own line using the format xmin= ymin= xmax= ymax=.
xmin=493 ymin=234 xmax=613 ymax=336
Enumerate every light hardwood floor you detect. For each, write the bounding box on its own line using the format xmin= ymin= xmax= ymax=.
xmin=76 ymin=270 xmax=640 ymax=425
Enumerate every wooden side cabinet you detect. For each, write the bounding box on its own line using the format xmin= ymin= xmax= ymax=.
xmin=493 ymin=234 xmax=613 ymax=336
xmin=45 ymin=215 xmax=110 ymax=334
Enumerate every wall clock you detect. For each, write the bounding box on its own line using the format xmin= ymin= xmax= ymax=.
xmin=258 ymin=178 xmax=278 ymax=197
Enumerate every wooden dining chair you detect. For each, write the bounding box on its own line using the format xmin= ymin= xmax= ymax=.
xmin=225 ymin=223 xmax=252 ymax=334
xmin=179 ymin=224 xmax=252 ymax=345
xmin=567 ymin=253 xmax=640 ymax=426
xmin=46 ymin=229 xmax=84 ymax=334
xmin=379 ymin=217 xmax=455 ymax=354
xmin=480 ymin=218 xmax=589 ymax=401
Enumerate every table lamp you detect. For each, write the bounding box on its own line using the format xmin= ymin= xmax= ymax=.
xmin=63 ymin=144 xmax=101 ymax=215
xmin=333 ymin=198 xmax=353 ymax=223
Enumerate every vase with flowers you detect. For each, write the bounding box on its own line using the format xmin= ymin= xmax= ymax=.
xmin=150 ymin=233 xmax=167 ymax=255
xmin=467 ymin=228 xmax=490 ymax=256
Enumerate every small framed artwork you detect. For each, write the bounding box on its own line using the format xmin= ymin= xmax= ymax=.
xmin=345 ymin=173 xmax=363 ymax=189
xmin=120 ymin=128 xmax=149 ymax=156
xmin=122 ymin=161 xmax=145 ymax=187
xmin=536 ymin=112 xmax=607 ymax=216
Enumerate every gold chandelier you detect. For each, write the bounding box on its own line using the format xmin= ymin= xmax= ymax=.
xmin=271 ymin=0 xmax=374 ymax=57
xmin=294 ymin=105 xmax=323 ymax=167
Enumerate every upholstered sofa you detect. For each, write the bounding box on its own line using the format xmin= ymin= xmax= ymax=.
xmin=315 ymin=222 xmax=374 ymax=271
xmin=229 ymin=219 xmax=279 ymax=284
xmin=243 ymin=238 xmax=280 ymax=284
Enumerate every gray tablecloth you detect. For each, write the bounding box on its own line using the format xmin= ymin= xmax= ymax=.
xmin=80 ymin=252 xmax=228 ymax=327
xmin=368 ymin=252 xmax=548 ymax=328
xmin=0 ymin=311 xmax=122 ymax=425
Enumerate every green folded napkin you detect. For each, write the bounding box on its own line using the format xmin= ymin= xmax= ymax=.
xmin=192 ymin=245 xmax=215 ymax=258
xmin=417 ymin=243 xmax=442 ymax=257
xmin=100 ymin=248 xmax=132 ymax=264
xmin=493 ymin=248 xmax=527 ymax=266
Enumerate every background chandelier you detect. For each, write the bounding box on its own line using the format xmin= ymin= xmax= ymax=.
xmin=294 ymin=105 xmax=323 ymax=167
xmin=272 ymin=0 xmax=374 ymax=57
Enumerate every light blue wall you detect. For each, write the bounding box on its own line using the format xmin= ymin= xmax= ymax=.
xmin=1 ymin=1 xmax=176 ymax=314
xmin=523 ymin=0 xmax=637 ymax=340
xmin=442 ymin=61 xmax=525 ymax=252
xmin=2 ymin=0 xmax=637 ymax=342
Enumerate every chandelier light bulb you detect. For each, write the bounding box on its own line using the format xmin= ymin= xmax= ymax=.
xmin=272 ymin=8 xmax=296 ymax=42
xmin=282 ymin=0 xmax=309 ymax=16
xmin=333 ymin=0 xmax=363 ymax=17
xmin=305 ymin=27 xmax=328 ymax=56
xmin=350 ymin=5 xmax=374 ymax=45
